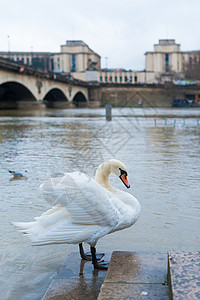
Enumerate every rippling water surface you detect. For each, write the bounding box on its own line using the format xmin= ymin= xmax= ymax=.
xmin=0 ymin=107 xmax=200 ymax=299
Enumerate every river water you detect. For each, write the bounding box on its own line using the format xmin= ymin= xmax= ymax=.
xmin=0 ymin=107 xmax=200 ymax=299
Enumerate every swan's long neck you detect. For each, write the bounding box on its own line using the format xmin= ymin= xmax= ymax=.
xmin=95 ymin=163 xmax=115 ymax=193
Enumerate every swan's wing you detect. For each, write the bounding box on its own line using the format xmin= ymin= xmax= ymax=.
xmin=12 ymin=204 xmax=101 ymax=245
xmin=40 ymin=172 xmax=121 ymax=228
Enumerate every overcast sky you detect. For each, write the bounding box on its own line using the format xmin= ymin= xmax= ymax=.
xmin=0 ymin=0 xmax=200 ymax=70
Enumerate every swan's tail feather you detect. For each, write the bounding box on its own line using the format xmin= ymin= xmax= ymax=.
xmin=11 ymin=221 xmax=46 ymax=240
xmin=12 ymin=220 xmax=98 ymax=246
xmin=11 ymin=204 xmax=100 ymax=246
xmin=11 ymin=205 xmax=70 ymax=238
xmin=11 ymin=221 xmax=35 ymax=231
xmin=30 ymin=225 xmax=98 ymax=246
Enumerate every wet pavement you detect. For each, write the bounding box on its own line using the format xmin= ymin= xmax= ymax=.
xmin=42 ymin=251 xmax=169 ymax=300
xmin=42 ymin=252 xmax=111 ymax=300
xmin=168 ymin=251 xmax=200 ymax=300
xmin=98 ymin=251 xmax=169 ymax=299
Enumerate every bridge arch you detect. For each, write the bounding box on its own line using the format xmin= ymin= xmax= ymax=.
xmin=73 ymin=91 xmax=88 ymax=107
xmin=43 ymin=88 xmax=69 ymax=108
xmin=0 ymin=81 xmax=36 ymax=109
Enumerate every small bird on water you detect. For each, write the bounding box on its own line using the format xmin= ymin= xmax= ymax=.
xmin=8 ymin=170 xmax=28 ymax=178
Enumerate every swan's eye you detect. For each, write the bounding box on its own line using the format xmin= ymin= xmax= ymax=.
xmin=119 ymin=168 xmax=127 ymax=176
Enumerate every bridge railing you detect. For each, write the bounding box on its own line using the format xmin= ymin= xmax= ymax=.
xmin=0 ymin=57 xmax=89 ymax=87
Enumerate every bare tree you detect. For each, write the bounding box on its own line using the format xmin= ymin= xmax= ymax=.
xmin=183 ymin=52 xmax=200 ymax=80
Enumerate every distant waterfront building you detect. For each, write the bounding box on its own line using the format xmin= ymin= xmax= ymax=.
xmin=0 ymin=40 xmax=100 ymax=81
xmin=100 ymin=40 xmax=200 ymax=84
xmin=145 ymin=39 xmax=200 ymax=82
xmin=98 ymin=68 xmax=154 ymax=84
xmin=0 ymin=39 xmax=199 ymax=84
xmin=0 ymin=51 xmax=53 ymax=71
xmin=58 ymin=40 xmax=100 ymax=79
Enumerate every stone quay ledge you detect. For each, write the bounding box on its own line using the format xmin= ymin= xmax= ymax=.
xmin=42 ymin=250 xmax=200 ymax=300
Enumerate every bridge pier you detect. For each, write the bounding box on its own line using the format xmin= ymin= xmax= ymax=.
xmin=17 ymin=100 xmax=46 ymax=109
xmin=0 ymin=100 xmax=46 ymax=110
xmin=52 ymin=101 xmax=75 ymax=109
xmin=44 ymin=101 xmax=75 ymax=109
xmin=0 ymin=100 xmax=17 ymax=109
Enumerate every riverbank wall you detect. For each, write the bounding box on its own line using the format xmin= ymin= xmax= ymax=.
xmin=89 ymin=84 xmax=200 ymax=108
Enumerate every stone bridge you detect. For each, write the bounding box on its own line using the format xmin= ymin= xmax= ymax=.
xmin=0 ymin=57 xmax=96 ymax=109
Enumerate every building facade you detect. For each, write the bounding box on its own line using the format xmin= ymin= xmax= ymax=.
xmin=53 ymin=40 xmax=100 ymax=78
xmin=98 ymin=69 xmax=155 ymax=84
xmin=0 ymin=40 xmax=100 ymax=81
xmin=145 ymin=39 xmax=200 ymax=82
xmin=98 ymin=39 xmax=200 ymax=84
xmin=0 ymin=51 xmax=53 ymax=72
xmin=0 ymin=39 xmax=199 ymax=84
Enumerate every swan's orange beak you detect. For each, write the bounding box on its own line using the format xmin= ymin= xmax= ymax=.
xmin=119 ymin=170 xmax=130 ymax=188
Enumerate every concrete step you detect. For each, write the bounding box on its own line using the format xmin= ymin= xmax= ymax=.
xmin=97 ymin=251 xmax=169 ymax=300
xmin=168 ymin=250 xmax=200 ymax=300
xmin=42 ymin=252 xmax=111 ymax=300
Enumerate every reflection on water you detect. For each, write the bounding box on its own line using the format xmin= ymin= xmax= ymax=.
xmin=0 ymin=108 xmax=200 ymax=299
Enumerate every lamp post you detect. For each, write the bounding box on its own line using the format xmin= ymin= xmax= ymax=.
xmin=105 ymin=57 xmax=108 ymax=69
xmin=105 ymin=57 xmax=108 ymax=83
xmin=7 ymin=35 xmax=10 ymax=59
xmin=31 ymin=46 xmax=33 ymax=65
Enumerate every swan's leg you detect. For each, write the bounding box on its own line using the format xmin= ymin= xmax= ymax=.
xmin=91 ymin=246 xmax=109 ymax=270
xmin=79 ymin=243 xmax=92 ymax=260
xmin=79 ymin=243 xmax=104 ymax=261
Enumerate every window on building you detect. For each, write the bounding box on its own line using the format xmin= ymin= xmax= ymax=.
xmin=17 ymin=57 xmax=19 ymax=62
xmin=115 ymin=76 xmax=118 ymax=82
xmin=129 ymin=76 xmax=132 ymax=82
xmin=51 ymin=58 xmax=54 ymax=71
xmin=21 ymin=57 xmax=24 ymax=63
xmin=134 ymin=76 xmax=138 ymax=83
xmin=27 ymin=57 xmax=29 ymax=65
xmin=105 ymin=76 xmax=108 ymax=82
xmin=110 ymin=76 xmax=112 ymax=82
xmin=71 ymin=54 xmax=76 ymax=72
xmin=165 ymin=53 xmax=169 ymax=73
xmin=100 ymin=76 xmax=103 ymax=82
xmin=32 ymin=57 xmax=45 ymax=70
xmin=125 ymin=76 xmax=128 ymax=82
xmin=120 ymin=76 xmax=122 ymax=82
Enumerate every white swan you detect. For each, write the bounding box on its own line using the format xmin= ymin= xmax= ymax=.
xmin=12 ymin=159 xmax=141 ymax=269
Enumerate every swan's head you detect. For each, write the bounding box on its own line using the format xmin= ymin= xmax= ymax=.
xmin=96 ymin=159 xmax=130 ymax=189
xmin=109 ymin=159 xmax=130 ymax=189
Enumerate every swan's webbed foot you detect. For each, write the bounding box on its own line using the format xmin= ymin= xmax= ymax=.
xmin=92 ymin=259 xmax=110 ymax=270
xmin=91 ymin=246 xmax=109 ymax=270
xmin=79 ymin=243 xmax=104 ymax=261
xmin=84 ymin=251 xmax=105 ymax=261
